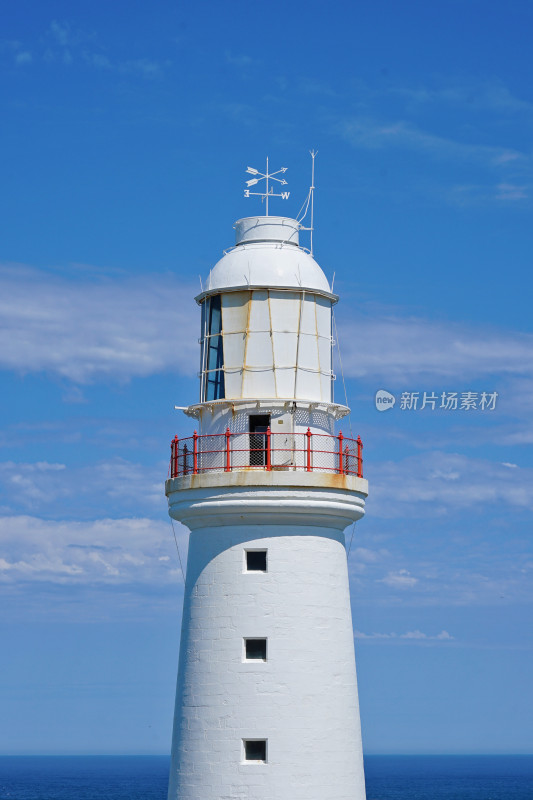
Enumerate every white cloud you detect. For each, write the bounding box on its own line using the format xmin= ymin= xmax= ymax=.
xmin=15 ymin=51 xmax=32 ymax=65
xmin=2 ymin=461 xmax=68 ymax=505
xmin=379 ymin=569 xmax=418 ymax=588
xmin=368 ymin=451 xmax=533 ymax=517
xmin=496 ymin=183 xmax=528 ymax=201
xmin=0 ymin=40 xmax=33 ymax=65
xmin=336 ymin=310 xmax=533 ymax=383
xmin=225 ymin=51 xmax=255 ymax=67
xmin=338 ymin=116 xmax=523 ymax=167
xmin=347 ymin=546 xmax=391 ymax=574
xmin=82 ymin=53 xmax=168 ymax=77
xmin=355 ymin=629 xmax=453 ymax=641
xmin=351 ymin=546 xmax=385 ymax=563
xmin=43 ymin=21 xmax=166 ymax=76
xmin=50 ymin=21 xmax=71 ymax=47
xmin=0 ymin=514 xmax=188 ymax=586
xmin=0 ymin=457 xmax=165 ymax=516
xmin=85 ymin=52 xmax=112 ymax=69
xmin=0 ymin=264 xmax=198 ymax=383
xmin=388 ymin=80 xmax=533 ymax=115
xmin=493 ymin=151 xmax=522 ymax=165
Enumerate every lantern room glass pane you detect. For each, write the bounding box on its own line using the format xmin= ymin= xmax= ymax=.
xmin=202 ymin=295 xmax=225 ymax=401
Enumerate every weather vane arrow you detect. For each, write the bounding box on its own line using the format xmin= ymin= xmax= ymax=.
xmin=244 ymin=157 xmax=290 ymax=215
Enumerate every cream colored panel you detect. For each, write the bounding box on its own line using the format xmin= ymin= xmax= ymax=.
xmin=275 ymin=367 xmax=296 ymax=398
xmin=296 ymin=367 xmax=321 ymax=400
xmin=315 ymin=296 xmax=332 ymax=339
xmin=221 ymin=291 xmax=250 ymax=334
xmin=272 ymin=331 xmax=297 ymax=368
xmin=298 ymin=332 xmax=319 ymax=370
xmin=223 ymin=332 xmax=246 ymax=369
xmin=248 ymin=290 xmax=271 ymax=331
xmin=224 ymin=369 xmax=243 ymax=399
xmin=318 ymin=337 xmax=331 ymax=374
xmin=320 ymin=372 xmax=332 ymax=402
xmin=299 ymin=296 xmax=318 ymax=336
xmin=245 ymin=331 xmax=273 ymax=367
xmin=242 ymin=368 xmax=276 ymax=398
xmin=269 ymin=291 xmax=300 ymax=332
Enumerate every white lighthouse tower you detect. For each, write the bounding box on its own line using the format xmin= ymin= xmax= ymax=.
xmin=165 ymin=161 xmax=368 ymax=800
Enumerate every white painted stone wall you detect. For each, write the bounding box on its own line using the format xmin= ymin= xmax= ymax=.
xmin=167 ymin=523 xmax=366 ymax=800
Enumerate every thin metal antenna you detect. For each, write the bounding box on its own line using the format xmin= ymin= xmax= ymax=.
xmin=296 ymin=150 xmax=318 ymax=254
xmin=266 ymin=156 xmax=269 ymax=216
xmin=244 ymin=159 xmax=290 ymax=215
xmin=309 ymin=150 xmax=317 ymax=256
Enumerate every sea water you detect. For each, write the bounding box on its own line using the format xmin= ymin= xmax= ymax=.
xmin=0 ymin=755 xmax=531 ymax=799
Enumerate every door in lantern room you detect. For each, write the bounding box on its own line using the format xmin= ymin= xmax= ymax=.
xmin=249 ymin=414 xmax=270 ymax=467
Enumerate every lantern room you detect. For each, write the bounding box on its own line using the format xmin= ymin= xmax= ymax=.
xmin=195 ymin=216 xmax=337 ymax=405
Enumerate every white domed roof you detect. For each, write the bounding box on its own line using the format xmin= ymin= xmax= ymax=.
xmin=199 ymin=216 xmax=334 ymax=300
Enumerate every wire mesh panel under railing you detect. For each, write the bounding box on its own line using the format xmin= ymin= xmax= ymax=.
xmin=170 ymin=429 xmax=363 ymax=479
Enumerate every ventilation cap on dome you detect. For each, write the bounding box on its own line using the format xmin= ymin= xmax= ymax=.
xmin=234 ymin=216 xmax=300 ymax=246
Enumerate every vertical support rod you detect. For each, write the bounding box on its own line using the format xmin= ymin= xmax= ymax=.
xmin=266 ymin=155 xmax=269 ymax=216
xmin=344 ymin=445 xmax=349 ymax=475
xmin=357 ymin=435 xmax=363 ymax=478
xmin=266 ymin=426 xmax=271 ymax=471
xmin=310 ymin=149 xmax=316 ymax=256
xmin=172 ymin=435 xmax=179 ymax=478
xmin=183 ymin=444 xmax=188 ymax=476
xmin=338 ymin=431 xmax=344 ymax=475
xmin=225 ymin=427 xmax=231 ymax=472
xmin=193 ymin=431 xmax=198 ymax=475
xmin=306 ymin=427 xmax=312 ymax=472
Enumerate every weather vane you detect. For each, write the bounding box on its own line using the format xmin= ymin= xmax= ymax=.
xmin=244 ymin=157 xmax=290 ymax=216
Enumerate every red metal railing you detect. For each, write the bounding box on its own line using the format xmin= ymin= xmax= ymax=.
xmin=169 ymin=428 xmax=363 ymax=479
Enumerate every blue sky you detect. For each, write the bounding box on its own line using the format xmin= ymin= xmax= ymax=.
xmin=1 ymin=0 xmax=532 ymax=755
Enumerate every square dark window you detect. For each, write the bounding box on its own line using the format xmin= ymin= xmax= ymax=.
xmin=245 ymin=638 xmax=267 ymax=661
xmin=246 ymin=550 xmax=267 ymax=572
xmin=244 ymin=739 xmax=267 ymax=762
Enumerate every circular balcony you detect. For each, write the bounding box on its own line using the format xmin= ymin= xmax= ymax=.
xmin=168 ymin=429 xmax=363 ymax=479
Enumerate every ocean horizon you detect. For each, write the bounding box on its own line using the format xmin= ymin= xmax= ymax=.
xmin=0 ymin=754 xmax=532 ymax=799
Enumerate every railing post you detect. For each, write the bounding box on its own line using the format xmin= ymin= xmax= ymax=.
xmin=357 ymin=435 xmax=363 ymax=478
xmin=225 ymin=427 xmax=231 ymax=472
xmin=306 ymin=427 xmax=312 ymax=472
xmin=266 ymin=426 xmax=271 ymax=471
xmin=183 ymin=443 xmax=188 ymax=475
xmin=171 ymin=435 xmax=179 ymax=478
xmin=193 ymin=430 xmax=198 ymax=475
xmin=338 ymin=431 xmax=344 ymax=474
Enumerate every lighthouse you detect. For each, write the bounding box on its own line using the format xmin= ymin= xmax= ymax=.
xmin=165 ymin=161 xmax=369 ymax=800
